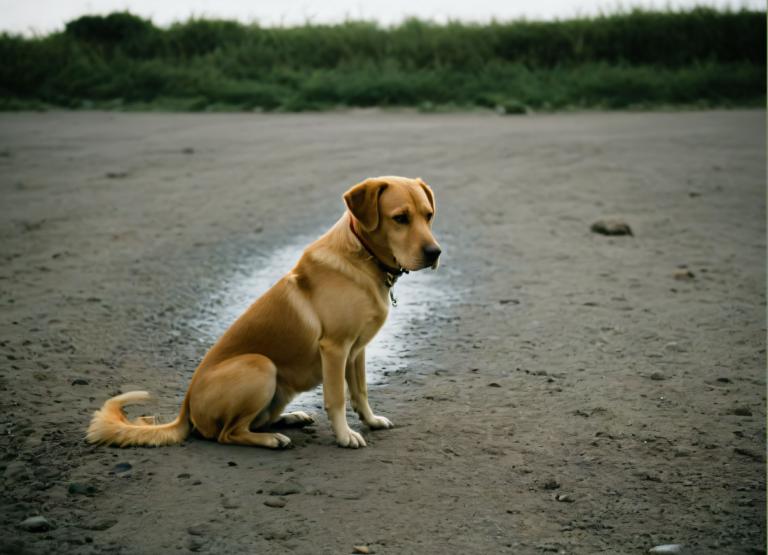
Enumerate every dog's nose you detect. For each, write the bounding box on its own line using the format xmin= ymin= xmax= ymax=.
xmin=423 ymin=244 xmax=441 ymax=263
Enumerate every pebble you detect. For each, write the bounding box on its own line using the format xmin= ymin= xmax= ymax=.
xmin=187 ymin=524 xmax=212 ymax=536
xmin=79 ymin=519 xmax=117 ymax=531
xmin=187 ymin=536 xmax=206 ymax=552
xmin=269 ymin=480 xmax=302 ymax=496
xmin=554 ymin=494 xmax=574 ymax=503
xmin=672 ymin=269 xmax=695 ymax=281
xmin=71 ymin=378 xmax=89 ymax=386
xmin=649 ymin=544 xmax=684 ymax=554
xmin=650 ymin=372 xmax=666 ymax=381
xmin=542 ymin=479 xmax=561 ymax=490
xmin=19 ymin=516 xmax=52 ymax=532
xmin=112 ymin=462 xmax=132 ymax=476
xmin=664 ymin=342 xmax=686 ymax=353
xmin=488 ymin=382 xmax=501 ymax=388
xmin=352 ymin=546 xmax=371 ymax=554
xmin=264 ymin=498 xmax=286 ymax=508
xmin=68 ymin=482 xmax=98 ymax=496
xmin=590 ymin=218 xmax=633 ymax=236
xmin=728 ymin=406 xmax=752 ymax=417
xmin=222 ymin=497 xmax=240 ymax=509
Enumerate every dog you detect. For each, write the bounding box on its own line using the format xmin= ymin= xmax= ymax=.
xmin=86 ymin=176 xmax=440 ymax=449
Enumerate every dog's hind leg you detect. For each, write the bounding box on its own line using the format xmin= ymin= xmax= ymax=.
xmin=190 ymin=354 xmax=292 ymax=449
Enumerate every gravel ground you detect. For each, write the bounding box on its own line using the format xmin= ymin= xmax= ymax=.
xmin=0 ymin=110 xmax=765 ymax=554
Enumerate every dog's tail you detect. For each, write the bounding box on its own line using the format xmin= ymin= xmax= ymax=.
xmin=86 ymin=391 xmax=190 ymax=447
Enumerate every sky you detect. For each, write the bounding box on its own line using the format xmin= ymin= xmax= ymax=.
xmin=1 ymin=0 xmax=762 ymax=34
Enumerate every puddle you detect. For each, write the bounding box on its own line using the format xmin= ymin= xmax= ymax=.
xmin=191 ymin=234 xmax=445 ymax=412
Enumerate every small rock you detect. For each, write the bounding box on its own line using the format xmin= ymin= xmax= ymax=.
xmin=71 ymin=378 xmax=89 ymax=386
xmin=590 ymin=218 xmax=633 ymax=236
xmin=716 ymin=377 xmax=732 ymax=383
xmin=672 ymin=269 xmax=695 ymax=281
xmin=499 ymin=299 xmax=520 ymax=305
xmin=352 ymin=546 xmax=371 ymax=554
xmin=78 ymin=519 xmax=117 ymax=531
xmin=554 ymin=494 xmax=574 ymax=503
xmin=728 ymin=406 xmax=752 ymax=417
xmin=664 ymin=342 xmax=686 ymax=353
xmin=222 ymin=497 xmax=240 ymax=509
xmin=650 ymin=372 xmax=666 ymax=381
xmin=177 ymin=473 xmax=191 ymax=479
xmin=68 ymin=482 xmax=98 ymax=496
xmin=488 ymin=382 xmax=501 ymax=388
xmin=187 ymin=524 xmax=212 ymax=536
xmin=542 ymin=479 xmax=561 ymax=490
xmin=112 ymin=462 xmax=132 ymax=474
xmin=649 ymin=544 xmax=684 ymax=554
xmin=264 ymin=498 xmax=286 ymax=508
xmin=187 ymin=536 xmax=206 ymax=552
xmin=19 ymin=516 xmax=52 ymax=532
xmin=269 ymin=480 xmax=302 ymax=496
xmin=227 ymin=461 xmax=237 ymax=467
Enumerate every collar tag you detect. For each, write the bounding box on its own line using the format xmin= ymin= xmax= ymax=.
xmin=389 ymin=286 xmax=398 ymax=307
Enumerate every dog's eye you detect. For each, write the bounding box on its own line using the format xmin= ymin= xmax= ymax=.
xmin=426 ymin=212 xmax=433 ymax=222
xmin=393 ymin=214 xmax=409 ymax=225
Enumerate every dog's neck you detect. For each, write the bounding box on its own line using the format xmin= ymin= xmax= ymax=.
xmin=347 ymin=217 xmax=408 ymax=288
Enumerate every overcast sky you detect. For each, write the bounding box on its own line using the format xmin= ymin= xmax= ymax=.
xmin=1 ymin=0 xmax=762 ymax=35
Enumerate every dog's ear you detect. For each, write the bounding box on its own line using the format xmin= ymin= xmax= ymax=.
xmin=416 ymin=178 xmax=436 ymax=213
xmin=343 ymin=178 xmax=388 ymax=231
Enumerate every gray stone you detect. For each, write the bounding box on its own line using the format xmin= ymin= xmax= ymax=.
xmin=269 ymin=480 xmax=302 ymax=496
xmin=79 ymin=519 xmax=117 ymax=531
xmin=649 ymin=545 xmax=684 ymax=554
xmin=591 ymin=218 xmax=633 ymax=236
xmin=19 ymin=516 xmax=52 ymax=532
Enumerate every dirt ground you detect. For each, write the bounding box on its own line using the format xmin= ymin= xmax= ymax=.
xmin=0 ymin=110 xmax=765 ymax=555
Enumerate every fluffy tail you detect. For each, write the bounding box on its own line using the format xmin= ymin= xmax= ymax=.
xmin=86 ymin=391 xmax=190 ymax=447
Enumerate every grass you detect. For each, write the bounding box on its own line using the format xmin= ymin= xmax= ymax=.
xmin=0 ymin=8 xmax=764 ymax=112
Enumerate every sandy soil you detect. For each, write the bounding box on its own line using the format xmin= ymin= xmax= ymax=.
xmin=0 ymin=110 xmax=765 ymax=555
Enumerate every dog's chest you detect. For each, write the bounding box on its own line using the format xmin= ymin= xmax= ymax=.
xmin=354 ymin=297 xmax=388 ymax=349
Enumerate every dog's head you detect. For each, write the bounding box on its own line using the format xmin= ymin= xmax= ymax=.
xmin=344 ymin=176 xmax=441 ymax=271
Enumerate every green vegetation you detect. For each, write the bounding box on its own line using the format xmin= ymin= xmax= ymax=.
xmin=0 ymin=8 xmax=764 ymax=112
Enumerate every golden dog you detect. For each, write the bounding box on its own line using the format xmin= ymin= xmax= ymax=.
xmin=87 ymin=176 xmax=440 ymax=449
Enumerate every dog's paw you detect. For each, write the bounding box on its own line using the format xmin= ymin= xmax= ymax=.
xmin=365 ymin=415 xmax=394 ymax=430
xmin=335 ymin=427 xmax=367 ymax=449
xmin=271 ymin=433 xmax=293 ymax=449
xmin=277 ymin=411 xmax=315 ymax=428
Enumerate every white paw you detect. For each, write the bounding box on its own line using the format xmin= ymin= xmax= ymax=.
xmin=272 ymin=433 xmax=292 ymax=449
xmin=336 ymin=427 xmax=367 ymax=449
xmin=281 ymin=411 xmax=315 ymax=427
xmin=365 ymin=415 xmax=394 ymax=430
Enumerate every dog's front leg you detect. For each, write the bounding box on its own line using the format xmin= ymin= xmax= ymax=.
xmin=320 ymin=340 xmax=366 ymax=448
xmin=347 ymin=349 xmax=394 ymax=430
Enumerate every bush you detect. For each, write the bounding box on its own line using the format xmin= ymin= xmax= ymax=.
xmin=1 ymin=8 xmax=764 ymax=111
